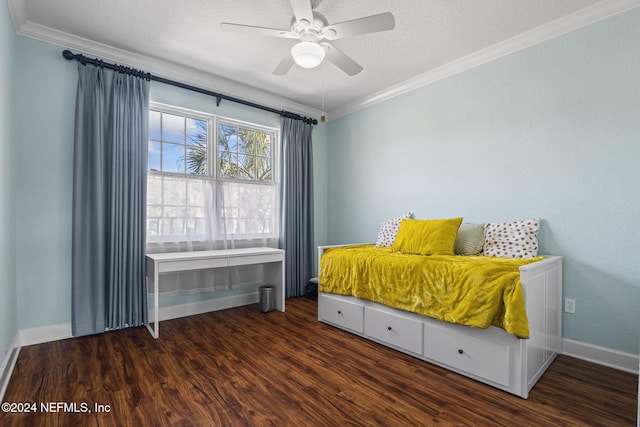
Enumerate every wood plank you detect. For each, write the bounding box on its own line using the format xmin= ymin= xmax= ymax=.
xmin=1 ymin=298 xmax=637 ymax=426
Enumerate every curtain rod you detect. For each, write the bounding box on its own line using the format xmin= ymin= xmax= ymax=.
xmin=62 ymin=50 xmax=317 ymax=125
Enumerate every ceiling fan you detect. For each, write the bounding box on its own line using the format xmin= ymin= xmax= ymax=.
xmin=220 ymin=0 xmax=395 ymax=76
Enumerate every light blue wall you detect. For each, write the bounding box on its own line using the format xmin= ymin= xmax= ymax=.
xmin=312 ymin=120 xmax=329 ymax=273
xmin=0 ymin=0 xmax=18 ymax=362
xmin=150 ymin=83 xmax=281 ymax=129
xmin=325 ymin=9 xmax=640 ymax=354
xmin=14 ymin=37 xmax=76 ymax=330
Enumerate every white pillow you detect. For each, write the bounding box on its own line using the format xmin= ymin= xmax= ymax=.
xmin=375 ymin=213 xmax=412 ymax=247
xmin=483 ymin=219 xmax=540 ymax=259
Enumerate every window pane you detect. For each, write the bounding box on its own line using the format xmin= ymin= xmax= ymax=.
xmin=164 ymin=206 xmax=187 ymax=218
xmin=163 ymin=178 xmax=187 ymax=206
xmin=217 ymin=122 xmax=273 ymax=182
xmin=186 ymin=118 xmax=206 ymax=146
xmin=186 ymin=143 xmax=207 ymax=175
xmin=147 ymin=206 xmax=162 ymax=218
xmin=186 ymin=218 xmax=203 ymax=235
xmin=189 ymin=206 xmax=205 ymax=218
xmin=162 ymin=143 xmax=185 ymax=174
xmin=219 ymin=152 xmax=238 ymax=178
xmin=256 ymin=132 xmax=271 ymax=157
xmin=162 ymin=113 xmax=185 ymax=144
xmin=147 ymin=175 xmax=162 ymax=205
xmin=255 ymin=156 xmax=271 ymax=181
xmin=218 ymin=124 xmax=237 ymax=152
xmin=147 ymin=218 xmax=160 ymax=236
xmin=149 ymin=110 xmax=161 ymax=141
xmin=169 ymin=218 xmax=186 ymax=236
xmin=239 ymin=129 xmax=256 ymax=155
xmin=187 ymin=180 xmax=204 ymax=206
xmin=148 ymin=141 xmax=161 ymax=171
xmin=237 ymin=154 xmax=255 ymax=179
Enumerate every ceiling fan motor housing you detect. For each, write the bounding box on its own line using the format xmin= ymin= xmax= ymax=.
xmin=291 ymin=12 xmax=335 ymax=42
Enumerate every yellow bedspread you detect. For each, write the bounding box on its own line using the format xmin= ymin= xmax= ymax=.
xmin=319 ymin=245 xmax=543 ymax=338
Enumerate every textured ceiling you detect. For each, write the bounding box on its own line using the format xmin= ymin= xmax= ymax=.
xmin=8 ymin=0 xmax=637 ymax=119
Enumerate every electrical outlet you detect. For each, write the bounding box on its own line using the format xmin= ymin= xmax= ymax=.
xmin=564 ymin=298 xmax=576 ymax=313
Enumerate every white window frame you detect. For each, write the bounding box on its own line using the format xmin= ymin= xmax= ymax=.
xmin=147 ymin=102 xmax=279 ymax=244
xmin=213 ymin=115 xmax=279 ymax=183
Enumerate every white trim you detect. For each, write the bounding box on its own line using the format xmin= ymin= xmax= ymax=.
xmin=157 ymin=292 xmax=259 ymax=322
xmin=0 ymin=334 xmax=21 ymax=402
xmin=562 ymin=338 xmax=639 ymax=374
xmin=19 ymin=324 xmax=73 ymax=347
xmin=329 ymin=0 xmax=640 ymax=120
xmin=5 ymin=0 xmax=25 ymax=32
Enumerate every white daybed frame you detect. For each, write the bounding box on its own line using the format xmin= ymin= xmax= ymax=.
xmin=317 ymin=245 xmax=563 ymax=399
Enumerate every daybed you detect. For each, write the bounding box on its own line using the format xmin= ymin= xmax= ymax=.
xmin=317 ymin=217 xmax=562 ymax=399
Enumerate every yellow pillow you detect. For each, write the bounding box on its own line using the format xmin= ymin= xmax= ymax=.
xmin=392 ymin=218 xmax=463 ymax=255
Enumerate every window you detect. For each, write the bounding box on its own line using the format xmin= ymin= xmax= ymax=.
xmin=148 ymin=110 xmax=208 ymax=175
xmin=147 ymin=104 xmax=278 ymax=244
xmin=217 ymin=123 xmax=272 ymax=180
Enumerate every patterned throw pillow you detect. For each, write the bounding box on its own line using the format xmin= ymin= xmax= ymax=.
xmin=454 ymin=223 xmax=485 ymax=256
xmin=375 ymin=213 xmax=412 ymax=247
xmin=483 ymin=219 xmax=540 ymax=259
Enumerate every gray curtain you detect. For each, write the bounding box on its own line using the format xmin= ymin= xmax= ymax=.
xmin=279 ymin=117 xmax=314 ymax=297
xmin=72 ymin=64 xmax=149 ymax=336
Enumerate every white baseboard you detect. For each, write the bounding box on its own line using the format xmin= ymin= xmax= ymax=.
xmin=19 ymin=323 xmax=72 ymax=347
xmin=562 ymin=338 xmax=639 ymax=374
xmin=157 ymin=292 xmax=259 ymax=321
xmin=13 ymin=294 xmax=259 ymax=348
xmin=0 ymin=334 xmax=21 ymax=402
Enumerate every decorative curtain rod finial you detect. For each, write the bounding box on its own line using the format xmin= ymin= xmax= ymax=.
xmin=62 ymin=49 xmax=75 ymax=61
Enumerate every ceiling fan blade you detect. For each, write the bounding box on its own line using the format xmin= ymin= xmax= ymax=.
xmin=220 ymin=22 xmax=297 ymax=39
xmin=323 ymin=43 xmax=363 ymax=76
xmin=321 ymin=12 xmax=395 ymax=40
xmin=289 ymin=0 xmax=314 ymax=26
xmin=273 ymin=51 xmax=295 ymax=75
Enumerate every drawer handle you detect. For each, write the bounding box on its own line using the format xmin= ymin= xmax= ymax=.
xmin=458 ymin=349 xmax=464 ymax=355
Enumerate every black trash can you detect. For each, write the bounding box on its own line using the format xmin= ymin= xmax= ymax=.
xmin=259 ymin=285 xmax=275 ymax=313
xmin=305 ymin=277 xmax=318 ymax=300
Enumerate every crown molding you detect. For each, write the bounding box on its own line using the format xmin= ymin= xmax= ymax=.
xmin=329 ymin=0 xmax=640 ymax=120
xmin=8 ymin=0 xmax=639 ymax=122
xmin=7 ymin=0 xmax=322 ymax=120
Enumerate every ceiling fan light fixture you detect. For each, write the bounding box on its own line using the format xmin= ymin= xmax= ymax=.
xmin=291 ymin=42 xmax=325 ymax=68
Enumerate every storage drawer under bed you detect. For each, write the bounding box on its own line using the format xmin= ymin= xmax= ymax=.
xmin=423 ymin=322 xmax=511 ymax=387
xmin=318 ymin=294 xmax=364 ymax=333
xmin=364 ymin=307 xmax=423 ymax=355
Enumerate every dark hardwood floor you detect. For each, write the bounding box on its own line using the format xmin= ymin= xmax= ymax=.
xmin=1 ymin=298 xmax=637 ymax=426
